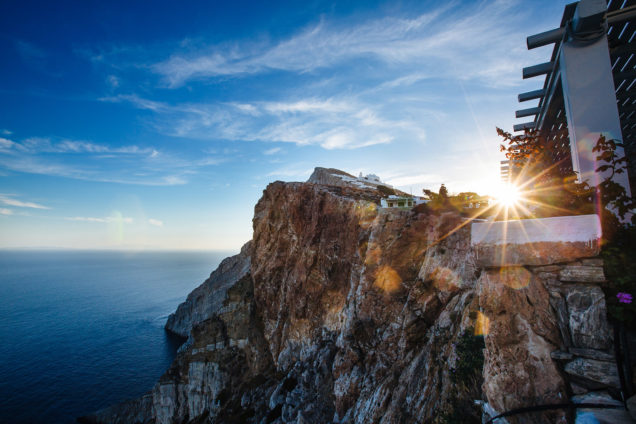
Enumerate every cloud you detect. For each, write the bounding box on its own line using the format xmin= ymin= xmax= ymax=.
xmin=263 ymin=147 xmax=281 ymax=155
xmin=0 ymin=208 xmax=13 ymax=215
xmin=148 ymin=218 xmax=163 ymax=227
xmin=266 ymin=166 xmax=314 ymax=179
xmin=9 ymin=137 xmax=155 ymax=155
xmin=98 ymin=1 xmax=553 ymax=153
xmin=1 ymin=130 xmax=12 ymax=136
xmin=111 ymin=94 xmax=413 ymax=150
xmin=100 ymin=94 xmax=167 ymax=112
xmin=0 ymin=195 xmax=50 ymax=209
xmin=0 ymin=138 xmax=15 ymax=152
xmin=67 ymin=216 xmax=134 ymax=224
xmin=151 ymin=10 xmax=443 ymax=86
xmin=150 ymin=0 xmax=543 ymax=88
xmin=262 ymin=99 xmax=350 ymax=114
xmin=0 ymin=135 xmax=197 ymax=186
xmin=107 ymin=75 xmax=120 ymax=88
xmin=0 ymin=154 xmax=190 ymax=186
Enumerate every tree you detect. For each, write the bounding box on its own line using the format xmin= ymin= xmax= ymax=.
xmin=497 ymin=127 xmax=594 ymax=218
xmin=422 ymin=189 xmax=436 ymax=200
xmin=439 ymin=184 xmax=448 ymax=199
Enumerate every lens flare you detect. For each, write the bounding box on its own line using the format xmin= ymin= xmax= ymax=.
xmin=496 ymin=184 xmax=522 ymax=207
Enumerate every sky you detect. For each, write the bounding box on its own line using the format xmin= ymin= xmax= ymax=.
xmin=0 ymin=0 xmax=572 ymax=250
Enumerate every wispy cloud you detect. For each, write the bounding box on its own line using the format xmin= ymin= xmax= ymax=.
xmin=1 ymin=129 xmax=12 ymax=136
xmin=263 ymin=147 xmax=281 ymax=155
xmin=266 ymin=166 xmax=314 ymax=179
xmin=0 ymin=195 xmax=50 ymax=210
xmin=148 ymin=218 xmax=163 ymax=227
xmin=152 ymin=10 xmax=444 ymax=86
xmin=93 ymin=0 xmax=554 ymax=153
xmin=0 ymin=138 xmax=15 ymax=152
xmin=107 ymin=75 xmax=120 ymax=88
xmin=0 ymin=208 xmax=13 ymax=215
xmin=11 ymin=137 xmax=155 ymax=155
xmin=67 ymin=216 xmax=134 ymax=224
xmin=151 ymin=0 xmax=541 ymax=88
xmin=0 ymin=135 xmax=194 ymax=186
xmin=109 ymin=94 xmax=411 ymax=149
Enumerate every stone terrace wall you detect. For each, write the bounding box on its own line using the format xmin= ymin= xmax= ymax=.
xmin=472 ymin=215 xmax=630 ymax=423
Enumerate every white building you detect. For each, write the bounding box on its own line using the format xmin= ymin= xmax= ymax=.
xmin=380 ymin=195 xmax=428 ymax=209
xmin=358 ymin=173 xmax=391 ymax=187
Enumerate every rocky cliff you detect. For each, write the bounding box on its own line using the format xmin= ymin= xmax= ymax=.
xmin=165 ymin=242 xmax=252 ymax=338
xmin=82 ymin=169 xmax=624 ymax=424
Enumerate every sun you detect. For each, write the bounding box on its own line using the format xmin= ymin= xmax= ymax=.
xmin=496 ymin=183 xmax=522 ymax=207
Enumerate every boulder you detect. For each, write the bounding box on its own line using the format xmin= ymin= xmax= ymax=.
xmin=569 ymin=348 xmax=615 ymax=362
xmin=565 ymin=285 xmax=612 ymax=350
xmin=551 ymin=350 xmax=574 ymax=361
xmin=565 ymin=358 xmax=620 ymax=389
xmin=479 ymin=267 xmax=568 ymax=422
xmin=559 ymin=266 xmax=606 ymax=283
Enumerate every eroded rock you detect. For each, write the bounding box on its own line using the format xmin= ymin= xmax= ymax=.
xmin=559 ymin=266 xmax=606 ymax=283
xmin=565 ymin=358 xmax=620 ymax=389
xmin=479 ymin=267 xmax=567 ymax=423
xmin=565 ymin=285 xmax=612 ymax=350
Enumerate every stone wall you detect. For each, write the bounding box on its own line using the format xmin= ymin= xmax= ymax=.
xmin=472 ymin=216 xmax=632 ymax=423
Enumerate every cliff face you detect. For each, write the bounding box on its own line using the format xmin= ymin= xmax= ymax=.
xmin=165 ymin=242 xmax=252 ymax=338
xmin=84 ymin=171 xmax=618 ymax=424
xmin=250 ymin=181 xmax=482 ymax=423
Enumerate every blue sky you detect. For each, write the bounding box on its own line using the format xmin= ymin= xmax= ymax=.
xmin=0 ymin=0 xmax=570 ymax=250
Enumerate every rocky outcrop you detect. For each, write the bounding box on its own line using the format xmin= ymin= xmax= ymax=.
xmin=87 ymin=168 xmax=624 ymax=424
xmin=307 ymin=167 xmax=398 ymax=192
xmin=164 ymin=241 xmax=252 ymax=337
xmin=250 ymin=181 xmax=483 ymax=423
xmin=564 ymin=285 xmax=611 ymax=350
xmin=307 ymin=167 xmax=358 ymax=187
xmin=479 ymin=267 xmax=568 ymax=422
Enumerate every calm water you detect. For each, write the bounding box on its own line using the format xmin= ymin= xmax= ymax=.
xmin=0 ymin=250 xmax=232 ymax=424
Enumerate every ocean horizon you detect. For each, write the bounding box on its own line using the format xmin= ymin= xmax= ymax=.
xmin=0 ymin=249 xmax=233 ymax=424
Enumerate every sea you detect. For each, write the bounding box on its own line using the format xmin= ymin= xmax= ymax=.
xmin=0 ymin=249 xmax=232 ymax=424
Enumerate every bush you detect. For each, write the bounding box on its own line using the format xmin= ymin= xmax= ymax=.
xmin=377 ymin=185 xmax=395 ymax=196
xmin=437 ymin=328 xmax=485 ymax=424
xmin=451 ymin=329 xmax=485 ymax=386
xmin=602 ymin=225 xmax=636 ymax=329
